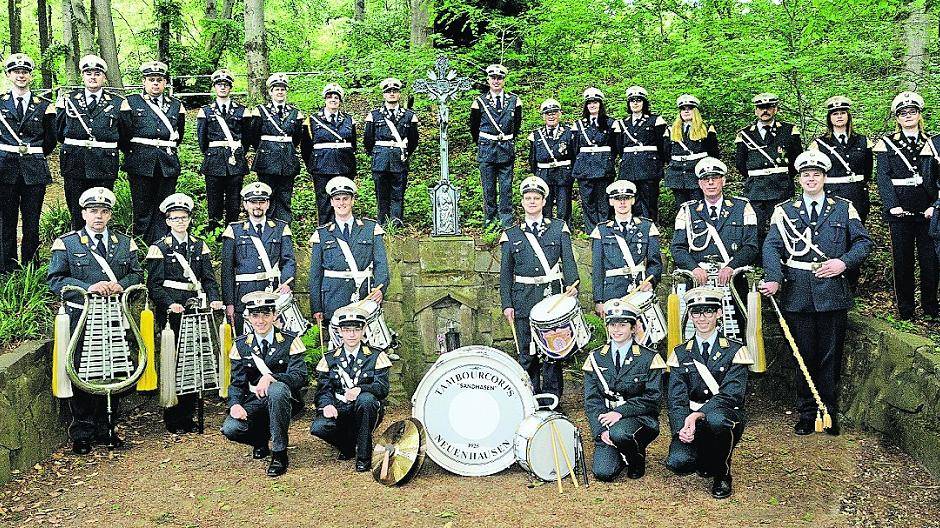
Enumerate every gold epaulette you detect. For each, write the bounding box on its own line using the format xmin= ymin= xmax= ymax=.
xmin=289 ymin=337 xmax=306 ymax=356
xmin=732 ymin=346 xmax=754 ymax=365
xmin=650 ymin=354 xmax=667 ymax=370
xmin=375 ymin=351 xmax=392 ymax=369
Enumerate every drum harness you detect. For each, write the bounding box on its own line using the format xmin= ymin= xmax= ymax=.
xmin=616 ymin=118 xmax=657 ymax=154
xmin=683 ymin=202 xmax=732 ymax=267
xmin=309 ymin=113 xmax=353 ymax=149
xmin=536 ymin=127 xmax=571 ymax=169
xmin=882 ymin=136 xmax=922 ymax=185
xmin=63 ymin=96 xmax=119 ymax=149
xmin=738 ymin=130 xmax=788 ymax=178
xmin=207 ymin=106 xmax=240 ymax=165
xmin=606 ymin=224 xmax=647 ymax=285
xmin=476 ymin=95 xmax=514 ymax=142
xmin=323 ymin=231 xmax=374 ymax=302
xmin=516 ymin=231 xmax=564 ymax=297
xmin=587 ymin=347 xmax=626 ymax=409
xmin=163 ymin=244 xmax=205 ymax=297
xmin=71 ymin=242 xmax=131 ymax=330
xmin=575 ymin=119 xmax=610 ymax=154
xmin=258 ymin=104 xmax=297 ymax=144
xmin=130 ymin=97 xmax=179 ymax=154
xmin=690 ymin=356 xmax=721 ymax=412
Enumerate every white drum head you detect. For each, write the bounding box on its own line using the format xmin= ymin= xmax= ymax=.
xmin=516 ymin=412 xmax=577 ymax=481
xmin=530 ymin=294 xmax=577 ymax=323
xmin=412 ymin=345 xmax=536 ymax=476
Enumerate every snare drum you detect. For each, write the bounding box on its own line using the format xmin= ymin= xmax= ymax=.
xmin=329 ymin=299 xmax=398 ymax=350
xmin=622 ymin=290 xmax=667 ymax=346
xmin=276 ymin=293 xmax=312 ymax=335
xmin=529 ymin=294 xmax=591 ymax=360
xmin=514 ymin=410 xmax=578 ymax=481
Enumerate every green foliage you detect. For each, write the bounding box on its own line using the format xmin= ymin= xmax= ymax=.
xmin=0 ymin=264 xmax=54 ymax=349
xmin=39 ymin=200 xmax=72 ymax=245
xmin=300 ymin=324 xmax=325 ymax=379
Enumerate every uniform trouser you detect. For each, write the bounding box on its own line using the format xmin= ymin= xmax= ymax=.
xmin=205 ymin=174 xmax=244 ymax=230
xmin=666 ymin=412 xmax=744 ymax=477
xmin=889 ymin=221 xmax=939 ymax=318
xmin=749 ymin=199 xmax=778 ymax=257
xmin=69 ymin=392 xmax=123 ymax=443
xmin=513 ymin=317 xmax=563 ymax=398
xmin=129 ymin=169 xmax=179 ymax=244
xmin=258 ymin=173 xmax=296 ymax=224
xmin=671 ymin=188 xmax=701 ymax=208
xmin=480 ymin=161 xmax=514 ymax=227
xmin=631 ymin=180 xmax=659 ymax=222
xmin=577 ymin=178 xmax=611 ymax=233
xmin=0 ymin=179 xmax=45 ymax=270
xmin=545 ymin=184 xmax=572 ymax=225
xmin=159 ymin=311 xmax=199 ymax=430
xmin=373 ymin=171 xmax=408 ymax=226
xmin=592 ymin=418 xmax=658 ymax=482
xmin=310 ymin=172 xmax=342 ymax=225
xmin=310 ymin=393 xmax=385 ymax=461
xmin=782 ymin=309 xmax=848 ymax=420
xmin=64 ymin=177 xmax=115 ymax=231
xmin=220 ymin=381 xmax=293 ymax=452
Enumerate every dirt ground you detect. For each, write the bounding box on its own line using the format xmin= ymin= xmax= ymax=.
xmin=1 ymin=391 xmax=937 ymax=528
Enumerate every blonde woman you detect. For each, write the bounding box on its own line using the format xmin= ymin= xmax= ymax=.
xmin=664 ymin=95 xmax=719 ymax=206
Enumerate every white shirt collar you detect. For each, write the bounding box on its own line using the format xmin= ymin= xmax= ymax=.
xmin=695 ymin=330 xmax=718 ymax=353
xmin=335 ymin=215 xmax=354 ymax=231
xmin=12 ymin=89 xmax=30 ymax=102
xmin=489 ymin=90 xmax=504 ymax=98
xmin=170 ymin=231 xmax=189 ymax=245
xmin=610 ymin=339 xmax=633 ymax=356
xmin=614 ymin=213 xmax=633 ymax=224
xmin=342 ymin=343 xmax=361 ymax=358
xmin=524 ymin=214 xmax=544 ymax=227
xmin=255 ymin=330 xmax=274 ymax=346
xmin=84 ymin=88 xmax=103 ymax=101
xmin=802 ymin=192 xmax=825 ymax=215
xmin=86 ymin=226 xmax=109 ymax=241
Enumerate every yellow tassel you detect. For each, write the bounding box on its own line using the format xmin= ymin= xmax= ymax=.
xmin=746 ymin=290 xmax=767 ymax=373
xmin=52 ymin=306 xmax=73 ymax=398
xmin=218 ymin=321 xmax=233 ymax=398
xmin=159 ymin=322 xmax=178 ymax=407
xmin=815 ymin=411 xmax=824 ymax=433
xmin=136 ymin=302 xmax=157 ymax=391
xmin=666 ymin=289 xmax=681 ymax=369
xmin=823 ymin=412 xmax=833 ymax=429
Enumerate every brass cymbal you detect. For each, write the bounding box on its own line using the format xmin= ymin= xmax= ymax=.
xmin=371 ymin=418 xmax=426 ymax=486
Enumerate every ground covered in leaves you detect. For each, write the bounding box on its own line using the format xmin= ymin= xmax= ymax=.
xmin=1 ymin=391 xmax=937 ymax=528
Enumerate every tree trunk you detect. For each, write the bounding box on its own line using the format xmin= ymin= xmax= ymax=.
xmin=156 ymin=0 xmax=175 ymax=62
xmin=204 ymin=0 xmax=216 ymax=17
xmin=409 ymin=0 xmax=429 ymax=48
xmin=62 ymin=0 xmax=80 ymax=83
xmin=905 ymin=0 xmax=928 ymax=90
xmin=70 ymin=0 xmax=96 ymax=57
xmin=38 ymin=0 xmax=52 ymax=87
xmin=93 ymin=0 xmax=123 ymax=88
xmin=354 ymin=0 xmax=364 ymax=20
xmin=206 ymin=0 xmax=236 ymax=70
xmin=8 ymin=0 xmax=22 ymax=54
xmin=244 ymin=0 xmax=268 ymax=99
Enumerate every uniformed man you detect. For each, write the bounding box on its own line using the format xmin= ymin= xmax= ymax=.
xmin=363 ymin=78 xmax=419 ymax=226
xmin=664 ymin=94 xmax=720 ymax=207
xmin=310 ymin=304 xmax=392 ymax=472
xmin=221 ymin=291 xmax=307 ymax=477
xmin=500 ymin=176 xmax=579 ymax=398
xmin=571 ymin=87 xmax=616 ymax=234
xmin=583 ymin=299 xmax=665 ymax=481
xmin=761 ymin=150 xmax=873 ymax=435
xmin=47 ymin=187 xmax=144 ymax=454
xmin=301 ymin=82 xmax=356 ymax=225
xmin=470 ymin=64 xmax=523 ymax=228
xmin=528 ymin=98 xmax=575 ymax=223
xmin=0 ymin=53 xmax=56 ymax=271
xmin=734 ymin=93 xmax=802 ymax=245
xmin=145 ymin=193 xmax=223 ymax=434
xmin=309 ymin=176 xmax=389 ymax=326
xmin=221 ymin=182 xmax=296 ymax=333
xmin=665 ymin=287 xmax=752 ymax=499
xmin=612 ymin=85 xmax=667 ymax=221
xmin=591 ymin=180 xmax=662 ymax=317
xmin=874 ymin=91 xmax=938 ymax=320
xmin=56 ymin=55 xmax=124 ymax=231
xmin=251 ymin=73 xmax=305 ymax=224
xmin=119 ymin=61 xmax=186 ymax=243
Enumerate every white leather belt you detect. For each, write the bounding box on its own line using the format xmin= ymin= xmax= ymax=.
xmin=260 ymin=135 xmax=293 ymax=143
xmin=748 ymin=166 xmax=788 ymax=177
xmin=537 ymin=160 xmax=571 ymax=169
xmin=235 ymin=270 xmax=280 ymax=282
xmin=323 ymin=268 xmax=373 ymax=280
xmin=579 ymin=146 xmax=610 ymax=153
xmin=825 ymin=174 xmax=864 ymax=184
xmin=784 ymin=258 xmax=818 ymax=271
xmin=891 ymin=176 xmax=923 ymax=186
xmin=375 ymin=140 xmax=407 ymax=148
xmin=314 ymin=142 xmax=353 ymax=149
xmin=479 ymin=132 xmax=514 ymax=141
xmin=64 ymin=138 xmax=118 ymax=149
xmin=622 ymin=145 xmax=657 ymax=153
xmin=604 ymin=264 xmax=646 ymax=277
xmin=130 ymin=137 xmax=177 ymax=148
xmin=0 ymin=144 xmax=42 ymax=154
xmin=65 ymin=301 xmax=85 ymax=310
xmin=208 ymin=140 xmax=241 ymax=149
xmin=671 ymin=152 xmax=707 ymax=162
xmin=513 ymin=272 xmax=563 ymax=285
xmin=163 ymin=280 xmax=197 ymax=291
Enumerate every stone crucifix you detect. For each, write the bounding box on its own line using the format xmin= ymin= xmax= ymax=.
xmin=413 ymin=56 xmax=471 ymax=236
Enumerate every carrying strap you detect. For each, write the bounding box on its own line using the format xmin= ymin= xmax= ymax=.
xmin=577 ymin=120 xmax=596 ymax=147
xmin=738 ymin=131 xmax=777 ymax=165
xmin=618 ymin=119 xmax=643 ymax=147
xmin=248 ymin=235 xmax=279 ymax=282
xmin=171 ymin=250 xmax=203 ymax=293
xmin=776 ymin=211 xmax=829 ymax=260
xmin=815 ymin=137 xmax=853 ymax=174
xmin=0 ymin=108 xmax=25 ymax=147
xmin=588 ymin=352 xmax=624 ymax=409
xmin=64 ymin=96 xmax=95 ymax=139
xmin=334 ymin=235 xmax=371 ymax=298
xmin=612 ymin=229 xmax=644 ymax=281
xmin=211 ymin=109 xmax=240 ymax=152
xmin=703 ymin=221 xmax=731 ymax=264
xmin=523 ymin=231 xmax=561 ymax=280
xmin=259 ymin=104 xmax=289 ymax=137
xmin=883 ymin=136 xmax=919 ymax=175
xmin=675 ymin=136 xmax=694 ymax=155
xmin=144 ymin=97 xmax=180 ymax=141
xmin=691 ymin=359 xmax=720 ymax=411
xmin=309 ymin=114 xmax=345 ymax=141
xmin=477 ymin=96 xmax=509 ymax=138
xmin=89 ymin=248 xmax=118 ymax=282
xmin=248 ymin=351 xmax=274 ymax=395
xmin=537 ymin=128 xmax=561 ymax=165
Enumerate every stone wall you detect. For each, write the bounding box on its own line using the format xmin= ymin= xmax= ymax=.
xmin=0 ymin=340 xmax=68 ymax=485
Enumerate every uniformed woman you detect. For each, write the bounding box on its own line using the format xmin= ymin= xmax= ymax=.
xmin=613 ymin=86 xmax=668 ymax=221
xmin=571 ymin=87 xmax=616 ymax=233
xmin=664 ymin=94 xmax=719 ymax=207
xmin=302 ymin=83 xmax=356 ymax=225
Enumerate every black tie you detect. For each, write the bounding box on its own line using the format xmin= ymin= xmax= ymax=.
xmin=255 ymin=223 xmax=263 ymax=238
xmin=220 ymin=104 xmax=228 ymax=116
xmin=614 ymin=349 xmax=621 ymax=370
xmin=151 ymin=96 xmax=160 ymax=106
xmin=530 ymin=222 xmax=539 ymax=234
xmin=496 ymin=96 xmax=502 ymax=111
xmin=330 ymin=113 xmax=337 ymax=125
xmin=262 ymin=340 xmax=270 ymax=357
xmin=620 ymin=221 xmax=630 ymax=234
xmin=177 ymin=241 xmax=188 ymax=258
xmin=342 ymin=223 xmax=350 ymax=239
xmin=709 ymin=206 xmax=718 ymax=221
xmin=87 ymin=94 xmax=98 ymax=112
xmin=16 ymin=96 xmax=24 ymax=118
xmin=701 ymin=341 xmax=710 ymax=360
xmin=94 ymin=233 xmax=106 ymax=257
xmin=838 ymin=134 xmax=847 ymax=146
xmin=810 ymin=201 xmax=819 ymax=224
xmin=591 ymin=117 xmax=597 ymax=127
xmin=277 ymin=105 xmax=284 ymax=119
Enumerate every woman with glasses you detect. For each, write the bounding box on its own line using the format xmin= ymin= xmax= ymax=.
xmin=572 ymin=87 xmax=617 ymax=233
xmin=664 ymin=94 xmax=719 ymax=207
xmin=613 ymin=86 xmax=668 ymax=221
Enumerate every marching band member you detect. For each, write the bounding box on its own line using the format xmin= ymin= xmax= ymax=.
xmin=499 ymin=176 xmax=579 ymax=399
xmin=119 ymin=61 xmax=185 ymax=243
xmin=583 ymin=299 xmax=665 ymax=481
xmin=665 ymin=287 xmax=752 ymax=499
xmin=571 ymin=87 xmax=616 ymax=234
xmin=761 ymin=150 xmax=872 ymax=436
xmin=470 ymin=64 xmax=523 ymax=228
xmin=221 ymin=182 xmax=296 ymax=332
xmin=734 ymin=93 xmax=802 ymax=246
xmin=310 ymin=304 xmax=392 ymax=472
xmin=308 ymin=176 xmax=389 ymax=327
xmin=47 ymin=187 xmax=143 ymax=455
xmin=301 ymin=82 xmax=356 ymax=225
xmin=250 ymin=73 xmax=305 ymax=224
xmin=591 ymin=180 xmax=662 ymax=317
xmin=363 ymin=77 xmax=419 ymax=226
xmin=671 ymin=157 xmax=759 ymax=287
xmin=664 ymin=94 xmax=719 ymax=206
xmin=528 ymin=98 xmax=575 ymax=224
xmin=221 ymin=291 xmax=307 ymax=477
xmin=874 ymin=91 xmax=938 ymax=321
xmin=145 ymin=193 xmax=223 ymax=434
xmin=196 ymin=69 xmax=252 ymax=230
xmin=612 ymin=85 xmax=667 ymax=221
xmin=56 ymin=55 xmax=124 ymax=231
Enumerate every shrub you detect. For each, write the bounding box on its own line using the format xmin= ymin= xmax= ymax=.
xmin=0 ymin=263 xmax=54 ymax=350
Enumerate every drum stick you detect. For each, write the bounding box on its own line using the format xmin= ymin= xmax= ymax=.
xmin=548 ymin=280 xmax=581 ymax=312
xmin=549 ymin=424 xmax=564 ymax=493
xmin=624 ymin=275 xmax=654 ymax=297
xmin=318 ymin=317 xmax=326 ymax=352
xmin=550 ymin=421 xmax=579 ymax=489
xmin=354 ymin=286 xmax=384 ymax=307
xmin=508 ymin=319 xmax=522 ymax=356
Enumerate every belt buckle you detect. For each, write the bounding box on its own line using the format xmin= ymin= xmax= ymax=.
xmin=228 ymin=154 xmax=237 ymax=165
xmin=497 ymin=134 xmax=506 ymax=141
xmin=811 ymin=262 xmax=822 ymax=272
xmin=18 ymin=144 xmax=28 ymax=155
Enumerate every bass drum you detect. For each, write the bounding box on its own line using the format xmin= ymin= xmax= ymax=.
xmin=411 ymin=345 xmax=556 ymax=477
xmin=514 ymin=410 xmax=578 ymax=481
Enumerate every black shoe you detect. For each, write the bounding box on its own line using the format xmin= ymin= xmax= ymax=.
xmin=794 ymin=417 xmax=815 ymax=436
xmin=355 ymin=459 xmax=370 ymax=472
xmin=72 ymin=440 xmax=92 ymax=455
xmin=696 ymin=467 xmax=713 ymax=478
xmin=253 ymin=445 xmax=271 ymax=460
xmin=337 ymin=450 xmax=355 ymax=461
xmin=267 ymin=451 xmax=288 ymax=477
xmin=711 ymin=476 xmax=733 ymax=499
xmin=167 ymin=422 xmax=197 ymax=435
xmin=626 ymin=452 xmax=646 ymax=479
xmin=825 ymin=416 xmax=841 ymax=436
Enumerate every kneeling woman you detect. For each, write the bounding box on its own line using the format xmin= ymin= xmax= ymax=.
xmin=582 ymin=299 xmax=665 ymax=481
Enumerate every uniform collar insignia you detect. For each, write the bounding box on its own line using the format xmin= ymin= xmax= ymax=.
xmin=80 ymin=235 xmax=89 ymax=244
xmin=267 ymin=220 xmax=275 ymax=227
xmin=685 ymin=339 xmax=694 ymax=351
xmin=544 ymin=218 xmax=552 ymax=225
xmin=632 ymin=344 xmax=641 ymax=356
xmin=718 ymin=337 xmax=728 ymax=348
xmin=363 ymin=346 xmax=373 ymax=356
xmin=696 ymin=204 xmax=703 ymax=212
xmin=275 ymin=332 xmax=284 ymax=343
xmin=110 ymin=235 xmax=118 ymax=244
xmin=247 ymin=334 xmax=254 ymax=345
xmin=600 ymin=344 xmax=609 ymax=356
xmin=724 ymin=199 xmax=732 ymax=207
xmin=242 ymin=221 xmax=250 ymax=229
xmin=164 ymin=236 xmax=172 ymax=244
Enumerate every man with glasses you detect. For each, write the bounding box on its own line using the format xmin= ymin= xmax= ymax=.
xmin=145 ymin=193 xmax=223 ymax=433
xmin=762 ymin=151 xmax=872 ymax=436
xmin=665 ymin=286 xmax=753 ymax=499
xmin=56 ymin=55 xmax=124 ymax=231
xmin=470 ymin=64 xmax=523 ymax=228
xmin=734 ymin=93 xmax=802 ymax=246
